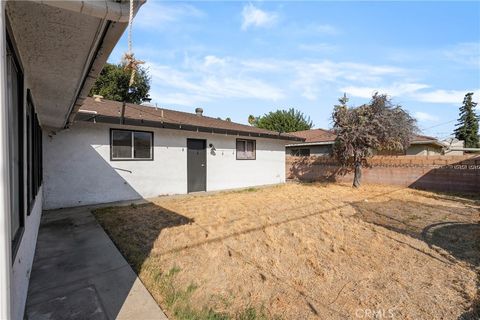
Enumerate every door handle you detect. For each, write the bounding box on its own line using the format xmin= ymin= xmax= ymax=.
xmin=201 ymin=164 xmax=205 ymax=167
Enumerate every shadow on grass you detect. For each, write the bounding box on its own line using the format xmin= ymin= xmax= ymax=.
xmin=93 ymin=202 xmax=276 ymax=320
xmin=94 ymin=203 xmax=193 ymax=271
xmin=350 ymin=198 xmax=480 ymax=319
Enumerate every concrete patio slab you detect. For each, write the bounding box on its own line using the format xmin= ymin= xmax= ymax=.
xmin=25 ymin=205 xmax=167 ymax=320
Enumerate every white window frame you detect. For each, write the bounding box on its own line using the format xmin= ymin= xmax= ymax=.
xmin=236 ymin=138 xmax=256 ymax=160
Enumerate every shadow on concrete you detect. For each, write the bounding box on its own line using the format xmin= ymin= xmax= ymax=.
xmin=350 ymin=198 xmax=480 ymax=319
xmin=25 ymin=200 xmax=184 ymax=319
xmin=28 ymin=132 xmax=192 ymax=319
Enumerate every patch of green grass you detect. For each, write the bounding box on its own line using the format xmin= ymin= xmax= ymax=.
xmin=229 ymin=187 xmax=259 ymax=194
xmin=155 ymin=267 xmax=277 ymax=320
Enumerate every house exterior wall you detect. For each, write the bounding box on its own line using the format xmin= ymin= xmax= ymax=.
xmin=286 ymin=145 xmax=332 ymax=156
xmin=0 ymin=2 xmax=12 ymax=318
xmin=43 ymin=122 xmax=288 ymax=209
xmin=1 ymin=9 xmax=45 ymax=318
xmin=11 ymin=190 xmax=42 ymax=320
xmin=406 ymin=144 xmax=442 ymax=156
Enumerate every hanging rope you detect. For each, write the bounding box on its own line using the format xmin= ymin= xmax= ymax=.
xmin=123 ymin=0 xmax=144 ymax=87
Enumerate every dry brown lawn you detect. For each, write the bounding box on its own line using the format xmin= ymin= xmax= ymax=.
xmin=94 ymin=183 xmax=480 ymax=320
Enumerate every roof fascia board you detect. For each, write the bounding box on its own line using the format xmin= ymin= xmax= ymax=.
xmin=286 ymin=141 xmax=334 ymax=147
xmin=76 ymin=114 xmax=304 ymax=141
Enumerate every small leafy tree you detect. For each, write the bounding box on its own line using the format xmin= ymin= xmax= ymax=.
xmin=454 ymin=92 xmax=479 ymax=148
xmin=249 ymin=108 xmax=313 ymax=133
xmin=332 ymin=93 xmax=418 ymax=188
xmin=89 ymin=62 xmax=151 ymax=104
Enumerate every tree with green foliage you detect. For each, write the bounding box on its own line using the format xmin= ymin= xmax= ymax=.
xmin=454 ymin=92 xmax=479 ymax=148
xmin=248 ymin=108 xmax=313 ymax=133
xmin=89 ymin=62 xmax=151 ymax=104
xmin=332 ymin=93 xmax=417 ymax=188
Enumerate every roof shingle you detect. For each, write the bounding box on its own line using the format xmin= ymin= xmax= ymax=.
xmin=76 ymin=97 xmax=303 ymax=141
xmin=290 ymin=128 xmax=439 ymax=145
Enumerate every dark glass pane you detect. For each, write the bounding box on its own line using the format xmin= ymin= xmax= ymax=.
xmin=236 ymin=140 xmax=245 ymax=152
xmin=246 ymin=140 xmax=255 ymax=159
xmin=300 ymin=149 xmax=310 ymax=156
xmin=246 ymin=140 xmax=254 ymax=152
xmin=236 ymin=140 xmax=246 ymax=159
xmin=134 ymin=131 xmax=152 ymax=159
xmin=8 ymin=55 xmax=20 ymax=237
xmin=112 ymin=130 xmax=132 ymax=159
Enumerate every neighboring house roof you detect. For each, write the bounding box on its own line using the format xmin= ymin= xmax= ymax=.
xmin=291 ymin=129 xmax=337 ymax=143
xmin=75 ymin=97 xmax=304 ymax=141
xmin=410 ymin=134 xmax=443 ymax=146
xmin=287 ymin=129 xmax=443 ymax=147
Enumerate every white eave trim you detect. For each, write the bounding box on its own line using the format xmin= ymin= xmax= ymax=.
xmin=30 ymin=0 xmax=145 ymax=22
xmin=286 ymin=141 xmax=334 ymax=147
xmin=411 ymin=140 xmax=445 ymax=147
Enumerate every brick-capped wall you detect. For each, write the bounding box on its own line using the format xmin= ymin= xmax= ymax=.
xmin=286 ymin=155 xmax=480 ymax=193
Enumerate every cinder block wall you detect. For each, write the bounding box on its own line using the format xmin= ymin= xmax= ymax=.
xmin=286 ymin=155 xmax=480 ymax=193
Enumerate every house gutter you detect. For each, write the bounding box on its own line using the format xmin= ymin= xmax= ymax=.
xmin=446 ymin=147 xmax=480 ymax=152
xmin=286 ymin=141 xmax=334 ymax=147
xmin=411 ymin=140 xmax=445 ymax=147
xmin=76 ymin=113 xmax=305 ymax=142
xmin=61 ymin=0 xmax=145 ymax=129
xmin=29 ymin=0 xmax=145 ymax=23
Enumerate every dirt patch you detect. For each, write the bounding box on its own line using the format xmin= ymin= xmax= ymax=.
xmin=94 ymin=183 xmax=480 ymax=319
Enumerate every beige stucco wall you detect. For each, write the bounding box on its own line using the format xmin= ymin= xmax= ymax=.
xmin=406 ymin=144 xmax=442 ymax=156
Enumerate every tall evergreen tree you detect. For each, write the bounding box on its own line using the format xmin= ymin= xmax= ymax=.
xmin=454 ymin=93 xmax=479 ymax=148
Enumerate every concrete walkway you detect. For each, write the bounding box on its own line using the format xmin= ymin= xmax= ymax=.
xmin=25 ymin=204 xmax=167 ymax=320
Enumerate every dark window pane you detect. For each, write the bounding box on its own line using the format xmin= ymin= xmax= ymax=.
xmin=246 ymin=140 xmax=255 ymax=159
xmin=246 ymin=140 xmax=254 ymax=152
xmin=8 ymin=55 xmax=20 ymax=238
xmin=237 ymin=139 xmax=255 ymax=160
xmin=300 ymin=149 xmax=310 ymax=156
xmin=236 ymin=140 xmax=245 ymax=152
xmin=134 ymin=131 xmax=152 ymax=159
xmin=236 ymin=140 xmax=246 ymax=159
xmin=112 ymin=130 xmax=132 ymax=159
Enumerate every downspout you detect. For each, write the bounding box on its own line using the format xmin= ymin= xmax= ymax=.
xmin=120 ymin=102 xmax=126 ymax=125
xmin=29 ymin=0 xmax=145 ymax=23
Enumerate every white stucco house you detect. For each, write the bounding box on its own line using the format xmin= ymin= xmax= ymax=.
xmin=0 ymin=1 xmax=305 ymax=318
xmin=0 ymin=1 xmax=145 ymax=319
xmin=44 ymin=97 xmax=303 ymax=209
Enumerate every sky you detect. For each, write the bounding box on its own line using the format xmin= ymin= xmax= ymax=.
xmin=108 ymin=1 xmax=480 ymax=139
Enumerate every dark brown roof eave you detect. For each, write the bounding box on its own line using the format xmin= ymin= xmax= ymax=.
xmin=75 ymin=113 xmax=305 ymax=142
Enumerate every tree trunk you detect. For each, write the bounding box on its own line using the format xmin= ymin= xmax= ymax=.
xmin=353 ymin=162 xmax=362 ymax=188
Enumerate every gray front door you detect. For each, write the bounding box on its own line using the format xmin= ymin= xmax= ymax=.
xmin=187 ymin=139 xmax=206 ymax=192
